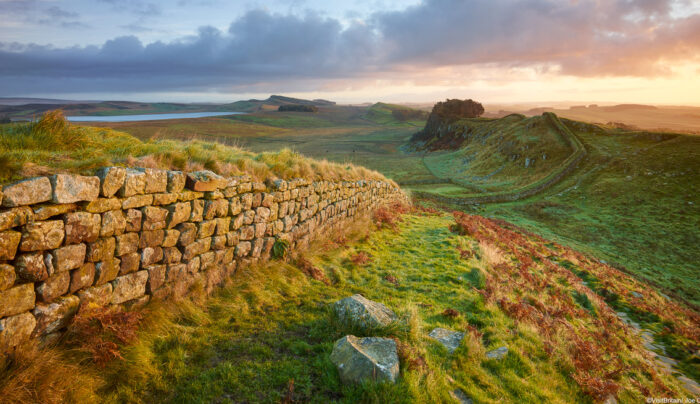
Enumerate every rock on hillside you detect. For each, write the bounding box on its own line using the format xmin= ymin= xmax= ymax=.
xmin=330 ymin=335 xmax=399 ymax=384
xmin=334 ymin=294 xmax=397 ymax=329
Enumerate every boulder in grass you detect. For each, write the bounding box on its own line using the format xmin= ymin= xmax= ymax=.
xmin=334 ymin=294 xmax=397 ymax=329
xmin=428 ymin=327 xmax=464 ymax=353
xmin=486 ymin=346 xmax=508 ymax=360
xmin=330 ymin=335 xmax=399 ymax=384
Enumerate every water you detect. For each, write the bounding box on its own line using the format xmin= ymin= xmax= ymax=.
xmin=66 ymin=111 xmax=243 ymax=122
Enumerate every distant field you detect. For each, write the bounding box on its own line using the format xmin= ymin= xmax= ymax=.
xmin=78 ymin=104 xmax=700 ymax=307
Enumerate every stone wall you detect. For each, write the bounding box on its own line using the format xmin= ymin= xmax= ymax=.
xmin=0 ymin=168 xmax=407 ymax=351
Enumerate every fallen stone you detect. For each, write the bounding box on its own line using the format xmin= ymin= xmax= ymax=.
xmin=19 ymin=220 xmax=65 ymax=252
xmin=1 ymin=177 xmax=52 ymax=207
xmin=330 ymin=335 xmax=399 ymax=384
xmin=428 ymin=328 xmax=465 ymax=354
xmin=0 ymin=283 xmax=36 ymax=318
xmin=449 ymin=389 xmax=473 ymax=404
xmin=486 ymin=346 xmax=508 ymax=360
xmin=0 ymin=312 xmax=36 ymax=351
xmin=186 ymin=170 xmax=227 ymax=192
xmin=96 ymin=166 xmax=126 ymax=197
xmin=0 ymin=230 xmax=22 ymax=260
xmin=50 ymin=174 xmax=100 ymax=203
xmin=32 ymin=295 xmax=80 ymax=335
xmin=111 ymin=270 xmax=148 ymax=304
xmin=334 ymin=294 xmax=397 ymax=329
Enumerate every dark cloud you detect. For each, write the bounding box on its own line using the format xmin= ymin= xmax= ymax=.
xmin=1 ymin=0 xmax=699 ymax=95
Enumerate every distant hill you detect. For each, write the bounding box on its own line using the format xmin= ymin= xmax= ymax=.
xmin=227 ymin=95 xmax=336 ymax=112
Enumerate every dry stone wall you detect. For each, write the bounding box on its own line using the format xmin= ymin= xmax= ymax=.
xmin=0 ymin=168 xmax=407 ymax=351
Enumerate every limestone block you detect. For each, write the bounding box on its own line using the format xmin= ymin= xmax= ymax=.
xmin=96 ymin=166 xmax=126 ymax=197
xmin=1 ymin=177 xmax=52 ymax=207
xmin=119 ymin=169 xmax=146 ymax=197
xmin=15 ymin=252 xmax=48 ymax=282
xmin=0 ymin=312 xmax=36 ymax=351
xmin=119 ymin=252 xmax=141 ymax=275
xmin=65 ymin=211 xmax=101 ymax=246
xmin=87 ymin=237 xmax=116 ymax=262
xmin=95 ymin=258 xmax=121 ymax=285
xmin=33 ymin=295 xmax=80 ymax=335
xmin=50 ymin=174 xmax=100 ymax=203
xmin=69 ymin=263 xmax=95 ymax=293
xmin=115 ymin=232 xmax=139 ymax=256
xmin=51 ymin=243 xmax=86 ymax=272
xmin=186 ymin=170 xmax=227 ymax=192
xmin=0 ymin=283 xmax=36 ymax=318
xmin=111 ymin=270 xmax=148 ymax=304
xmin=36 ymin=272 xmax=70 ymax=303
xmin=137 ymin=168 xmax=167 ymax=193
xmin=167 ymin=171 xmax=186 ymax=193
xmin=0 ymin=230 xmax=22 ymax=260
xmin=166 ymin=202 xmax=191 ymax=229
xmin=125 ymin=209 xmax=142 ymax=232
xmin=78 ymin=283 xmax=112 ymax=308
xmin=0 ymin=207 xmax=33 ymax=232
xmin=19 ymin=220 xmax=64 ymax=251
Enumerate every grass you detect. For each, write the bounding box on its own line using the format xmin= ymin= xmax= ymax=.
xmin=0 ymin=111 xmax=392 ymax=184
xmin=2 ymin=208 xmax=695 ymax=403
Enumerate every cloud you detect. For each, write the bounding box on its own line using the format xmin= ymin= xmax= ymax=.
xmin=0 ymin=0 xmax=699 ymax=95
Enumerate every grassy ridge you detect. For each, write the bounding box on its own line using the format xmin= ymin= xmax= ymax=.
xmin=0 ymin=111 xmax=391 ymax=184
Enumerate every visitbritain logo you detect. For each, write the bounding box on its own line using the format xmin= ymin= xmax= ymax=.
xmin=646 ymin=398 xmax=698 ymax=404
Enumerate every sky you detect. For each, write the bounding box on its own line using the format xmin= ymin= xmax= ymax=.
xmin=1 ymin=0 xmax=700 ymax=105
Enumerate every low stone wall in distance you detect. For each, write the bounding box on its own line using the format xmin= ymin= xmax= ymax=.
xmin=0 ymin=168 xmax=407 ymax=351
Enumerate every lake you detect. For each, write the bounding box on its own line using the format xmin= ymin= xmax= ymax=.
xmin=66 ymin=111 xmax=244 ymax=122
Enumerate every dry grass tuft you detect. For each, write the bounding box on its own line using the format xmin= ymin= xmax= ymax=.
xmin=350 ymin=251 xmax=373 ymax=266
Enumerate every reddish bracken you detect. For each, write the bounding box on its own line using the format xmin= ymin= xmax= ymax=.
xmin=442 ymin=308 xmax=459 ymax=318
xmin=350 ymin=251 xmax=373 ymax=266
xmin=373 ymin=201 xmax=410 ymax=229
xmin=295 ymin=256 xmax=330 ymax=285
xmin=66 ymin=305 xmax=144 ymax=367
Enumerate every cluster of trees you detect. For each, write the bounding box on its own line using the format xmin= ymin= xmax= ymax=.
xmin=430 ymin=99 xmax=484 ymax=120
xmin=278 ymin=104 xmax=318 ymax=112
xmin=391 ymin=109 xmax=428 ymax=122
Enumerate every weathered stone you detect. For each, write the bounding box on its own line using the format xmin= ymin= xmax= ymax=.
xmin=197 ymin=220 xmax=217 ymax=239
xmin=152 ymin=193 xmax=178 ymax=206
xmin=243 ymin=210 xmax=255 ymax=225
xmin=123 ymin=295 xmax=150 ymax=310
xmin=428 ymin=328 xmax=465 ymax=354
xmin=229 ymin=197 xmax=242 ymax=216
xmin=139 ymin=230 xmax=164 ymax=248
xmin=235 ymin=241 xmax=251 ymax=257
xmin=252 ymin=193 xmax=262 ymax=208
xmin=0 ymin=263 xmax=15 ymax=291
xmin=199 ymin=251 xmax=215 ymax=270
xmin=226 ymin=231 xmax=239 ymax=247
xmin=268 ymin=178 xmax=288 ymax=191
xmin=96 ymin=166 xmax=126 ymax=197
xmin=142 ymin=247 xmax=163 ymax=266
xmin=240 ymin=225 xmax=255 ymax=240
xmin=238 ymin=182 xmax=252 ymax=193
xmin=184 ymin=256 xmax=200 ymax=274
xmin=95 ymin=259 xmax=121 ymax=285
xmin=0 ymin=207 xmax=33 ymax=232
xmin=0 ymin=230 xmax=22 ymax=260
xmin=64 ymin=212 xmax=101 ymax=244
xmin=183 ymin=238 xmax=210 ymax=260
xmin=87 ymin=237 xmax=116 ymax=262
xmin=204 ymin=198 xmax=228 ymax=220
xmin=119 ymin=169 xmax=146 ymax=197
xmin=334 ymin=295 xmax=397 ymax=329
xmin=15 ymin=252 xmax=48 ymax=282
xmin=125 ymin=209 xmax=142 ymax=232
xmin=166 ymin=202 xmax=191 ymax=229
xmin=0 ymin=284 xmax=35 ymax=318
xmin=100 ymin=210 xmax=126 ymax=237
xmin=50 ymin=174 xmax=100 ymax=203
xmin=261 ymin=193 xmax=275 ymax=208
xmin=241 ymin=193 xmax=253 ymax=210
xmin=142 ymin=206 xmax=168 ymax=230
xmin=0 ymin=312 xmax=36 ymax=351
xmin=255 ymin=223 xmax=266 ymax=238
xmin=330 ymin=335 xmax=399 ymax=384
xmin=251 ymin=238 xmax=264 ymax=257
xmin=231 ymin=213 xmax=244 ymax=230
xmin=122 ymin=194 xmax=153 ymax=210
xmin=176 ymin=223 xmax=197 ymax=246
xmin=33 ymin=295 xmax=80 ymax=335
xmin=146 ymin=264 xmax=166 ymax=292
xmin=36 ymin=272 xmax=70 ymax=303
xmin=190 ymin=199 xmax=204 ymax=221
xmin=19 ymin=220 xmax=64 ymax=251
xmin=78 ymin=283 xmax=113 ymax=307
xmin=119 ymin=252 xmax=141 ymax=275
xmin=203 ymin=190 xmax=224 ymax=200
xmin=115 ymin=232 xmax=139 ymax=256
xmin=83 ymin=197 xmax=122 ymax=213
xmin=212 ymin=235 xmax=226 ymax=250
xmin=32 ymin=203 xmax=76 ymax=221
xmin=1 ymin=177 xmax=52 ymax=207
xmin=186 ymin=170 xmax=227 ymax=192
xmin=51 ymin=243 xmax=86 ymax=272
xmin=167 ymin=171 xmax=186 ymax=193
xmin=163 ymin=247 xmax=182 ymax=264
xmin=177 ymin=190 xmax=203 ymax=202
xmin=223 ymin=186 xmax=237 ymax=198
xmin=163 ymin=229 xmax=179 ymax=248
xmin=69 ymin=262 xmax=95 ymax=293
xmin=486 ymin=346 xmax=509 ymax=360
xmin=111 ymin=270 xmax=148 ymax=304
xmin=137 ymin=168 xmax=168 ymax=193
